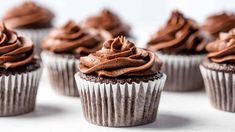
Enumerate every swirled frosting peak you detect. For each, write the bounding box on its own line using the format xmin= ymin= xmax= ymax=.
xmin=79 ymin=36 xmax=162 ymax=77
xmin=0 ymin=21 xmax=35 ymax=69
xmin=83 ymin=9 xmax=130 ymax=40
xmin=147 ymin=10 xmax=207 ymax=54
xmin=206 ymin=28 xmax=235 ymax=63
xmin=42 ymin=20 xmax=101 ymax=58
xmin=3 ymin=1 xmax=54 ymax=29
xmin=202 ymin=12 xmax=235 ymax=37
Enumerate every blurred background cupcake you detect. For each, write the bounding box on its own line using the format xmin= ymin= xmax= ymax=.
xmin=41 ymin=20 xmax=101 ymax=97
xmin=2 ymin=1 xmax=54 ymax=55
xmin=146 ymin=10 xmax=208 ymax=91
xmin=82 ymin=9 xmax=132 ymax=41
xmin=201 ymin=12 xmax=235 ymax=39
xmin=0 ymin=22 xmax=42 ymax=116
xmin=75 ymin=36 xmax=166 ymax=127
xmin=200 ymin=29 xmax=235 ymax=112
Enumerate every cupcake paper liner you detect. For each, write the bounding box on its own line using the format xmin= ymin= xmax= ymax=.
xmin=200 ymin=65 xmax=235 ymax=112
xmin=0 ymin=67 xmax=42 ymax=116
xmin=16 ymin=28 xmax=50 ymax=55
xmin=41 ymin=51 xmax=80 ymax=96
xmin=157 ymin=52 xmax=205 ymax=91
xmin=75 ymin=73 xmax=166 ymax=127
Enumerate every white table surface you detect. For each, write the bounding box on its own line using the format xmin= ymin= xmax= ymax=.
xmin=0 ymin=69 xmax=234 ymax=132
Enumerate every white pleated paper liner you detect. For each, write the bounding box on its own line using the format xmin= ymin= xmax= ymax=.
xmin=0 ymin=67 xmax=42 ymax=116
xmin=200 ymin=65 xmax=235 ymax=112
xmin=156 ymin=52 xmax=205 ymax=91
xmin=41 ymin=51 xmax=80 ymax=96
xmin=16 ymin=28 xmax=50 ymax=56
xmin=75 ymin=73 xmax=166 ymax=127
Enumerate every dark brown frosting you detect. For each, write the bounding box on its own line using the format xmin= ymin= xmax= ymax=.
xmin=79 ymin=36 xmax=162 ymax=77
xmin=42 ymin=20 xmax=101 ymax=58
xmin=206 ymin=28 xmax=235 ymax=63
xmin=147 ymin=10 xmax=207 ymax=54
xmin=0 ymin=21 xmax=35 ymax=69
xmin=3 ymin=1 xmax=54 ymax=29
xmin=202 ymin=12 xmax=235 ymax=37
xmin=83 ymin=9 xmax=130 ymax=40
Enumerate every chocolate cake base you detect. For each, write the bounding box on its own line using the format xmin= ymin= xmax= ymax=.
xmin=201 ymin=57 xmax=235 ymax=73
xmin=41 ymin=51 xmax=80 ymax=97
xmin=156 ymin=52 xmax=205 ymax=91
xmin=75 ymin=72 xmax=166 ymax=127
xmin=0 ymin=60 xmax=42 ymax=116
xmin=0 ymin=59 xmax=41 ymax=76
xmin=200 ymin=58 xmax=235 ymax=112
xmin=78 ymin=72 xmax=163 ymax=84
xmin=157 ymin=50 xmax=206 ymax=56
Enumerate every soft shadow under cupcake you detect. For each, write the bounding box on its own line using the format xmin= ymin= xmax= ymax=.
xmin=14 ymin=104 xmax=67 ymax=118
xmin=164 ymin=88 xmax=205 ymax=93
xmin=133 ymin=113 xmax=193 ymax=129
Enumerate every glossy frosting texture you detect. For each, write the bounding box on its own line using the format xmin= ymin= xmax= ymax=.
xmin=42 ymin=20 xmax=101 ymax=58
xmin=206 ymin=28 xmax=235 ymax=63
xmin=202 ymin=12 xmax=235 ymax=37
xmin=83 ymin=9 xmax=130 ymax=40
xmin=0 ymin=22 xmax=35 ymax=69
xmin=79 ymin=36 xmax=162 ymax=77
xmin=3 ymin=1 xmax=54 ymax=29
xmin=147 ymin=11 xmax=207 ymax=54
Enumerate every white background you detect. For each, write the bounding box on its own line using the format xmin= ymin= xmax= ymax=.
xmin=0 ymin=0 xmax=235 ymax=132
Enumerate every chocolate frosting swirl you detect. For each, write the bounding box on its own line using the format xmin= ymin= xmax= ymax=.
xmin=83 ymin=9 xmax=130 ymax=40
xmin=79 ymin=36 xmax=162 ymax=77
xmin=206 ymin=28 xmax=235 ymax=63
xmin=42 ymin=20 xmax=101 ymax=58
xmin=202 ymin=12 xmax=235 ymax=37
xmin=147 ymin=11 xmax=207 ymax=54
xmin=0 ymin=22 xmax=35 ymax=69
xmin=3 ymin=1 xmax=54 ymax=29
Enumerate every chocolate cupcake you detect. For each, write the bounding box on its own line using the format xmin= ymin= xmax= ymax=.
xmin=75 ymin=36 xmax=166 ymax=127
xmin=200 ymin=29 xmax=235 ymax=112
xmin=41 ymin=20 xmax=101 ymax=96
xmin=0 ymin=22 xmax=42 ymax=116
xmin=202 ymin=12 xmax=235 ymax=39
xmin=2 ymin=1 xmax=54 ymax=55
xmin=147 ymin=10 xmax=207 ymax=91
xmin=82 ymin=9 xmax=131 ymax=41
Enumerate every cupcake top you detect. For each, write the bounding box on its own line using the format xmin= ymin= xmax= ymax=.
xmin=79 ymin=36 xmax=162 ymax=77
xmin=147 ymin=10 xmax=207 ymax=54
xmin=83 ymin=9 xmax=130 ymax=40
xmin=3 ymin=1 xmax=54 ymax=29
xmin=206 ymin=28 xmax=235 ymax=63
xmin=0 ymin=21 xmax=35 ymax=69
xmin=202 ymin=12 xmax=235 ymax=37
xmin=42 ymin=20 xmax=101 ymax=58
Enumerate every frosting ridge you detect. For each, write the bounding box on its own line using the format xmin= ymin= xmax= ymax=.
xmin=42 ymin=20 xmax=101 ymax=58
xmin=3 ymin=1 xmax=54 ymax=29
xmin=147 ymin=10 xmax=207 ymax=54
xmin=206 ymin=28 xmax=235 ymax=63
xmin=202 ymin=12 xmax=235 ymax=37
xmin=83 ymin=9 xmax=130 ymax=40
xmin=79 ymin=36 xmax=162 ymax=77
xmin=0 ymin=21 xmax=35 ymax=69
